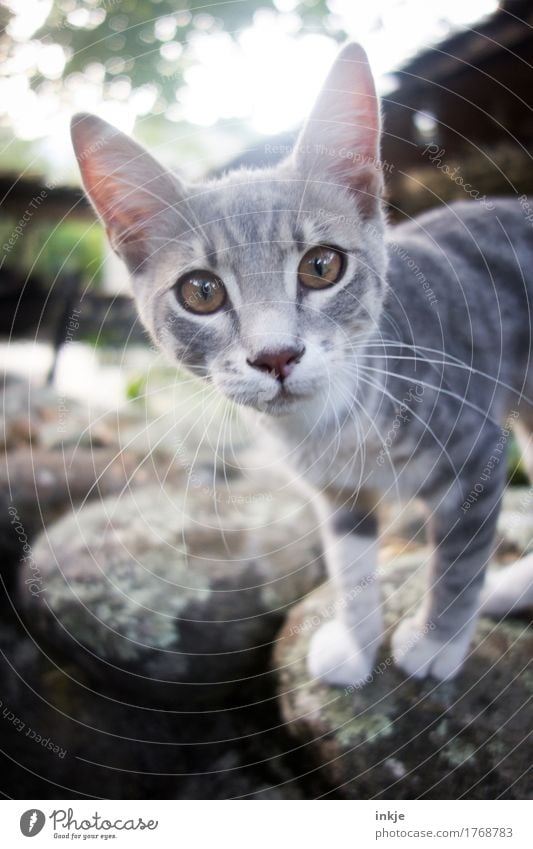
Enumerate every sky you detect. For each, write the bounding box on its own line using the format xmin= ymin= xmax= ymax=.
xmin=0 ymin=0 xmax=500 ymax=176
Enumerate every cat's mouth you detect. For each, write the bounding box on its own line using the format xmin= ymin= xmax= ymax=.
xmin=255 ymin=384 xmax=317 ymax=415
xmin=215 ymin=370 xmax=320 ymax=414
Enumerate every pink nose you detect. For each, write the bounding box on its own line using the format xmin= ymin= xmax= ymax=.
xmin=248 ymin=347 xmax=305 ymax=381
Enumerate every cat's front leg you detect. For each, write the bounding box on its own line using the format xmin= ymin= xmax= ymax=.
xmin=307 ymin=494 xmax=383 ymax=688
xmin=392 ymin=457 xmax=505 ymax=681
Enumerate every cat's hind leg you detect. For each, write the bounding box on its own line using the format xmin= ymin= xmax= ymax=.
xmin=479 ymin=417 xmax=533 ymax=615
xmin=392 ymin=430 xmax=506 ymax=681
xmin=480 ymin=553 xmax=533 ymax=615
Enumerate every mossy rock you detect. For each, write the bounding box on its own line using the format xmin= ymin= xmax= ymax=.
xmin=275 ymin=551 xmax=532 ymax=799
xmin=23 ymin=478 xmax=323 ymax=704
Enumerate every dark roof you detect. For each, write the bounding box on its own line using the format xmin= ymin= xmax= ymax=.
xmin=397 ymin=0 xmax=533 ymax=88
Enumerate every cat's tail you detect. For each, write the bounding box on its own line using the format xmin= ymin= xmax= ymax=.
xmin=480 ymin=553 xmax=533 ymax=616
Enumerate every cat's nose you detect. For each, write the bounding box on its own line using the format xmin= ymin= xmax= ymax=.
xmin=248 ymin=346 xmax=305 ymax=381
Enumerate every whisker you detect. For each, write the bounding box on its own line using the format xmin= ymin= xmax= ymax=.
xmin=354 ymin=371 xmax=461 ymax=482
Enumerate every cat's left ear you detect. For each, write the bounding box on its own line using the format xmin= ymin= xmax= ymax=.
xmin=291 ymin=43 xmax=383 ymax=218
xmin=71 ymin=113 xmax=185 ymax=272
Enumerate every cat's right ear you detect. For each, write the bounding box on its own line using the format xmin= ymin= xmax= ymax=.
xmin=290 ymin=43 xmax=383 ymax=218
xmin=70 ymin=113 xmax=184 ymax=271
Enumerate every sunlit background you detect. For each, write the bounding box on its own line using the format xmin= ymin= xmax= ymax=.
xmin=0 ymin=0 xmax=525 ymax=413
xmin=1 ymin=0 xmax=499 ymax=179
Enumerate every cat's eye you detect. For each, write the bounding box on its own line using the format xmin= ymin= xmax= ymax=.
xmin=298 ymin=245 xmax=345 ymax=290
xmin=175 ymin=270 xmax=226 ymax=314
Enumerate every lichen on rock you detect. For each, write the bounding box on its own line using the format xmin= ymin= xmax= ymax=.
xmin=274 ymin=490 xmax=533 ymax=799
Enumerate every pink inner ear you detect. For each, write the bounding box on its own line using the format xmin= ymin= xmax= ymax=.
xmin=322 ymin=47 xmax=381 ymax=172
xmin=291 ymin=44 xmax=383 ymax=215
xmin=72 ymin=115 xmax=177 ymax=268
xmin=331 ymin=48 xmax=379 ymax=131
xmin=329 ymin=50 xmax=383 ymax=213
xmin=80 ymin=161 xmax=151 ymax=264
xmin=328 ymin=88 xmax=383 ymax=215
xmin=84 ymin=164 xmax=146 ymax=237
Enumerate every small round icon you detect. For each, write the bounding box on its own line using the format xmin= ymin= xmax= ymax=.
xmin=20 ymin=810 xmax=46 ymax=837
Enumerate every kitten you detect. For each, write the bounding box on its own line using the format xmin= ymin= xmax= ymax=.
xmin=71 ymin=43 xmax=533 ymax=687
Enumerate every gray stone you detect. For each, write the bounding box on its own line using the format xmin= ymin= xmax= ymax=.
xmin=274 ymin=493 xmax=533 ymax=799
xmin=23 ymin=477 xmax=323 ymax=701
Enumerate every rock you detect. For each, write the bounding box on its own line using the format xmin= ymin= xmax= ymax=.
xmin=275 ymin=511 xmax=533 ymax=799
xmin=1 ymin=376 xmax=140 ymax=454
xmin=0 ymin=614 xmax=317 ymax=799
xmin=0 ymin=446 xmax=187 ymax=595
xmin=23 ymin=477 xmax=324 ymax=703
xmin=1 ymin=379 xmax=58 ymax=451
xmin=1 ymin=446 xmax=180 ymax=525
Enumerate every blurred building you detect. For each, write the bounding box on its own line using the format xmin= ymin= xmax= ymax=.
xmin=1 ymin=0 xmax=532 ymax=346
xmin=225 ymin=0 xmax=533 ymax=220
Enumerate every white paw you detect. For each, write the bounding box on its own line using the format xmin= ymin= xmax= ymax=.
xmin=391 ymin=617 xmax=470 ymax=681
xmin=480 ymin=557 xmax=533 ymax=617
xmin=307 ymin=619 xmax=374 ymax=688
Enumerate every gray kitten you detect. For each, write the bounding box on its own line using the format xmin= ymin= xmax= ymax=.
xmin=71 ymin=43 xmax=533 ymax=687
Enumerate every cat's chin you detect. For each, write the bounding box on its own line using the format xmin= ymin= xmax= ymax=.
xmin=227 ymin=389 xmax=315 ymax=416
xmin=257 ymin=396 xmax=306 ymax=416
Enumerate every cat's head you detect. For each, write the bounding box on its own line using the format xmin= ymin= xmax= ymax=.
xmin=71 ymin=43 xmax=387 ymax=416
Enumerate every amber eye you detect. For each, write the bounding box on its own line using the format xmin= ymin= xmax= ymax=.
xmin=297 ymin=245 xmax=345 ymax=290
xmin=175 ymin=270 xmax=226 ymax=314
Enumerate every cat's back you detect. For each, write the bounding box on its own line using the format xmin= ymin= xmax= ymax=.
xmin=387 ymin=198 xmax=533 ymax=284
xmin=390 ymin=197 xmax=529 ymax=232
xmin=384 ymin=197 xmax=533 ymax=404
xmin=386 ymin=197 xmax=533 ymax=313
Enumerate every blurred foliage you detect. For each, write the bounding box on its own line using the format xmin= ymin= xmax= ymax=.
xmin=1 ymin=0 xmax=335 ymax=124
xmin=508 ymin=436 xmax=529 ymax=486
xmin=125 ymin=371 xmax=147 ymax=401
xmin=0 ymin=216 xmax=104 ymax=284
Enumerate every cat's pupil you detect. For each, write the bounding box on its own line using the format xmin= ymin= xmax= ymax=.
xmin=201 ymin=281 xmax=211 ymax=299
xmin=314 ymin=257 xmax=324 ymax=276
